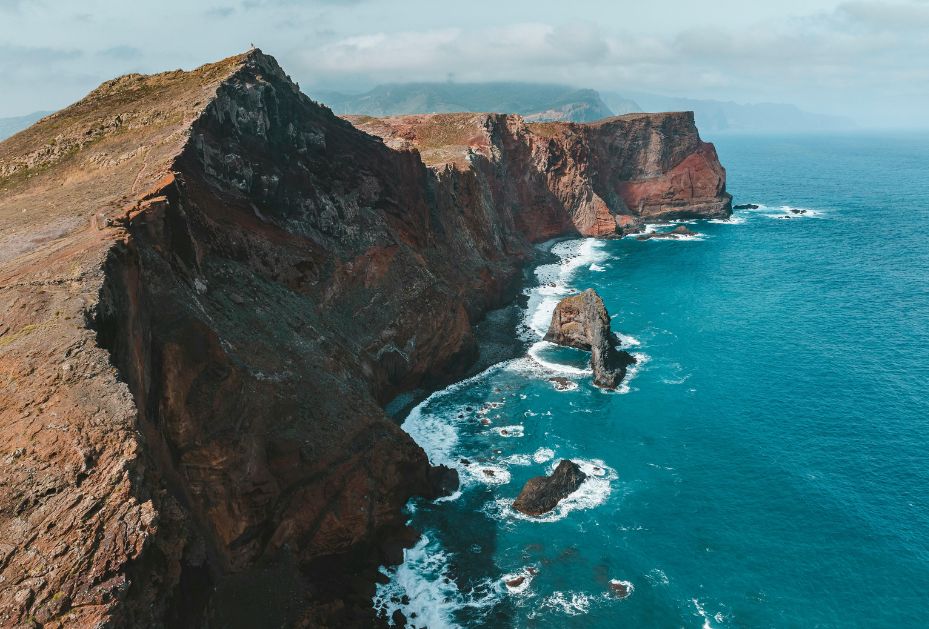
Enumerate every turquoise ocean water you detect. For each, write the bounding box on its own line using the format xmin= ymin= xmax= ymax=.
xmin=374 ymin=133 xmax=929 ymax=627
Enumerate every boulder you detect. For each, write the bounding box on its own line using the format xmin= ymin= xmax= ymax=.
xmin=543 ymin=289 xmax=635 ymax=388
xmin=512 ymin=459 xmax=587 ymax=516
xmin=733 ymin=203 xmax=759 ymax=210
xmin=608 ymin=579 xmax=634 ymax=599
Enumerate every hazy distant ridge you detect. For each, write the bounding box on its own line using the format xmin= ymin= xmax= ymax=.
xmin=3 ymin=87 xmax=853 ymax=141
xmin=317 ymin=81 xmax=852 ymax=133
xmin=317 ymin=82 xmax=614 ymax=123
xmin=0 ymin=111 xmax=53 ymax=142
xmin=603 ymin=91 xmax=854 ymax=133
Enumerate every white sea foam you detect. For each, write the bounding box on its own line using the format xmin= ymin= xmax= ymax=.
xmin=609 ymin=579 xmax=635 ymax=599
xmin=494 ymin=425 xmax=524 ymax=438
xmin=614 ymin=352 xmax=649 ymax=395
xmin=709 ymin=215 xmax=748 ymax=225
xmin=373 ymin=535 xmax=500 ymax=628
xmin=501 ymin=566 xmax=538 ymax=595
xmin=645 ymin=568 xmax=670 ymax=586
xmin=463 ymin=462 xmax=512 ymax=485
xmin=485 ymin=458 xmax=617 ymax=523
xmin=522 ymin=238 xmax=609 ymax=341
xmin=589 ymin=263 xmax=606 ymax=272
xmin=533 ymin=447 xmax=555 ymax=463
xmin=434 ymin=489 xmax=462 ymax=503
xmin=402 ymin=361 xmax=511 ymax=467
xmin=761 ymin=205 xmax=824 ymax=220
xmin=627 ymin=223 xmax=707 ymax=241
xmin=528 ymin=341 xmax=592 ymax=376
xmin=692 ymin=598 xmax=727 ymax=628
xmin=391 ymin=236 xmax=635 ymax=624
xmin=501 ymin=453 xmax=533 ymax=466
xmin=540 ymin=591 xmax=594 ymax=616
xmin=615 ymin=332 xmax=640 ymax=348
xmin=651 ymin=232 xmax=707 ymax=242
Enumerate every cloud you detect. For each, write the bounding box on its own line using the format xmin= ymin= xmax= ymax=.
xmin=98 ymin=45 xmax=142 ymax=60
xmin=0 ymin=0 xmax=29 ymax=12
xmin=0 ymin=0 xmax=927 ymax=126
xmin=282 ymin=1 xmax=929 ymax=127
xmin=837 ymin=0 xmax=929 ymax=29
xmin=243 ymin=0 xmax=366 ymax=8
xmin=204 ymin=5 xmax=236 ymax=18
xmin=0 ymin=44 xmax=83 ymax=72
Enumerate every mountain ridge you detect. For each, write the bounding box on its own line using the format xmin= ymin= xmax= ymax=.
xmin=0 ymin=49 xmax=729 ymax=626
xmin=318 ymin=81 xmax=614 ymax=122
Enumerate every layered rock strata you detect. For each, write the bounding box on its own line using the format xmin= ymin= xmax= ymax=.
xmin=0 ymin=49 xmax=729 ymax=626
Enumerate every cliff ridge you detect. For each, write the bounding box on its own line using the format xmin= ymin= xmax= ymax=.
xmin=0 ymin=49 xmax=729 ymax=626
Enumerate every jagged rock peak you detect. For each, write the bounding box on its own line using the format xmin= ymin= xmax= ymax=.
xmin=513 ymin=459 xmax=587 ymax=516
xmin=544 ymin=288 xmax=636 ymax=388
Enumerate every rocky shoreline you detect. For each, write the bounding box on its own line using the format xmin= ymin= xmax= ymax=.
xmin=0 ymin=49 xmax=731 ymax=626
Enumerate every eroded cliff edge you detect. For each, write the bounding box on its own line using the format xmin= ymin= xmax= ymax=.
xmin=0 ymin=50 xmax=729 ymax=627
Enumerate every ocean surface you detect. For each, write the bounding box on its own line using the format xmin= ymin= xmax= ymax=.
xmin=374 ymin=133 xmax=929 ymax=627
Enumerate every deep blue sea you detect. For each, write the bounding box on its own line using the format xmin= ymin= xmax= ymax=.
xmin=374 ymin=133 xmax=929 ymax=627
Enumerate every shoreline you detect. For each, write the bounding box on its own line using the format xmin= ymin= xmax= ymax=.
xmin=384 ymin=238 xmax=567 ymax=422
xmin=374 ymin=218 xmax=735 ymax=624
xmin=375 ymin=234 xmax=610 ymax=626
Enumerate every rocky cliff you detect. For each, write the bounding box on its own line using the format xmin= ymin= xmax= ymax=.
xmin=0 ymin=50 xmax=729 ymax=627
xmin=348 ymin=110 xmax=731 ymax=236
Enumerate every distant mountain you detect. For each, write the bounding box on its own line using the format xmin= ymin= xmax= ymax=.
xmin=317 ymin=82 xmax=614 ymax=123
xmin=602 ymin=91 xmax=853 ymax=134
xmin=0 ymin=111 xmax=53 ymax=142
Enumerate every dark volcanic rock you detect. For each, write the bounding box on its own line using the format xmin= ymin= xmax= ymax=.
xmin=513 ymin=460 xmax=587 ymax=516
xmin=427 ymin=465 xmax=460 ymax=498
xmin=544 ymin=289 xmax=636 ymax=388
xmin=636 ymin=225 xmax=697 ymax=240
xmin=609 ymin=579 xmax=634 ymax=599
xmin=733 ymin=203 xmax=759 ymax=209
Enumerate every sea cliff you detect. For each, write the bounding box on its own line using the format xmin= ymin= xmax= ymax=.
xmin=0 ymin=50 xmax=729 ymax=626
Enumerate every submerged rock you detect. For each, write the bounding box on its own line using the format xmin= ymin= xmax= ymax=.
xmin=543 ymin=289 xmax=635 ymax=388
xmin=548 ymin=376 xmax=576 ymax=391
xmin=733 ymin=203 xmax=759 ymax=210
xmin=609 ymin=579 xmax=634 ymax=599
xmin=512 ymin=459 xmax=587 ymax=515
xmin=636 ymin=225 xmax=697 ymax=240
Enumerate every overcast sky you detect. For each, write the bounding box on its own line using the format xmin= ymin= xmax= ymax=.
xmin=1 ymin=0 xmax=927 ymax=127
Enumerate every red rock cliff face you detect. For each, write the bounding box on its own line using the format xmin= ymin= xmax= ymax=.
xmin=348 ymin=111 xmax=731 ymax=238
xmin=0 ymin=50 xmax=730 ymax=627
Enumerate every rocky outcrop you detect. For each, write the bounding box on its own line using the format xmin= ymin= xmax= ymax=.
xmin=636 ymin=225 xmax=698 ymax=240
xmin=544 ymin=289 xmax=635 ymax=388
xmin=0 ymin=49 xmax=729 ymax=626
xmin=348 ymin=110 xmax=731 ymax=237
xmin=512 ymin=460 xmax=587 ymax=516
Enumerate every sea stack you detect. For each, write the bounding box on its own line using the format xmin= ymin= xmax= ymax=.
xmin=544 ymin=289 xmax=635 ymax=388
xmin=513 ymin=460 xmax=587 ymax=516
